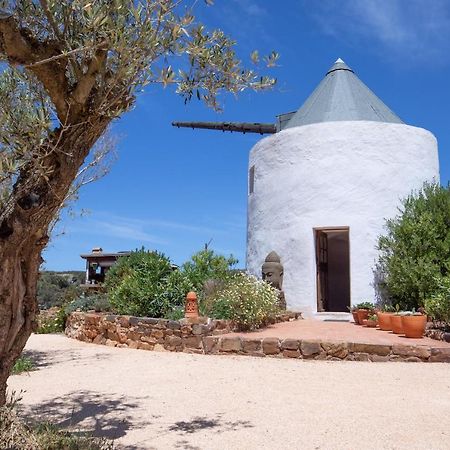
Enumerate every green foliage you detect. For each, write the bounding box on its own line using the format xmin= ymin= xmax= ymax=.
xmin=37 ymin=272 xmax=84 ymax=309
xmin=105 ymin=249 xmax=191 ymax=318
xmin=12 ymin=356 xmax=34 ymax=375
xmin=424 ymin=277 xmax=450 ymax=323
xmin=35 ymin=308 xmax=66 ymax=334
xmin=377 ymin=183 xmax=450 ymax=310
xmin=356 ymin=302 xmax=375 ymax=310
xmin=64 ymin=293 xmax=111 ymax=315
xmin=182 ymin=248 xmax=237 ymax=295
xmin=104 ymin=247 xmax=237 ymax=318
xmin=208 ymin=273 xmax=279 ymax=331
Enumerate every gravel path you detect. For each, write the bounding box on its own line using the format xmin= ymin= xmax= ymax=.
xmin=8 ymin=334 xmax=450 ymax=450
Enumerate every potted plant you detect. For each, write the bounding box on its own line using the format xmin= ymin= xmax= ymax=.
xmin=348 ymin=305 xmax=360 ymax=324
xmin=355 ymin=301 xmax=375 ymax=325
xmin=390 ymin=305 xmax=404 ymax=334
xmin=377 ymin=305 xmax=395 ymax=331
xmin=401 ymin=310 xmax=427 ymax=338
xmin=366 ymin=313 xmax=378 ymax=328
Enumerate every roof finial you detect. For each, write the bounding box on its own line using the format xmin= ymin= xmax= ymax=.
xmin=335 ymin=57 xmax=345 ymax=64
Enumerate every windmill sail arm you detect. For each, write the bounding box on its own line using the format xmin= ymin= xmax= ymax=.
xmin=172 ymin=121 xmax=276 ymax=135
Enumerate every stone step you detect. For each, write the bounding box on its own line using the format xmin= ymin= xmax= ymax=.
xmin=312 ymin=312 xmax=352 ymax=322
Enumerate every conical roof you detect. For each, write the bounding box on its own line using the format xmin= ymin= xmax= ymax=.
xmin=283 ymin=58 xmax=403 ymax=130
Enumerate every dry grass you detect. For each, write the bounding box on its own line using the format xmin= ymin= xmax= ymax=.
xmin=0 ymin=406 xmax=114 ymax=450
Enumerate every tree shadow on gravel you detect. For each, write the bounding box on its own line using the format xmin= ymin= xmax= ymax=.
xmin=168 ymin=413 xmax=253 ymax=434
xmin=22 ymin=348 xmax=112 ymax=369
xmin=19 ymin=390 xmax=149 ymax=443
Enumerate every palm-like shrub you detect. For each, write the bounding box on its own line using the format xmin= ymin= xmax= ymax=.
xmin=105 ymin=249 xmax=192 ymax=318
xmin=377 ymin=183 xmax=450 ymax=310
xmin=208 ymin=273 xmax=279 ymax=330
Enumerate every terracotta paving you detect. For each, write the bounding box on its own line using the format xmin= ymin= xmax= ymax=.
xmin=231 ymin=319 xmax=450 ymax=348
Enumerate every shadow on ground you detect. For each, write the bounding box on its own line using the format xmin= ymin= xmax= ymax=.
xmin=23 ymin=348 xmax=111 ymax=369
xmin=19 ymin=390 xmax=149 ymax=446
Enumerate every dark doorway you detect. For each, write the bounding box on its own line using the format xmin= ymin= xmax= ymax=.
xmin=315 ymin=228 xmax=350 ymax=312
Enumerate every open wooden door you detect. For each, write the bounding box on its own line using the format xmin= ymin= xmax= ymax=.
xmin=315 ymin=230 xmax=328 ymax=312
xmin=315 ymin=228 xmax=350 ymax=313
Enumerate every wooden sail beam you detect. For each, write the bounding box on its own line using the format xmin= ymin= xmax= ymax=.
xmin=172 ymin=121 xmax=277 ymax=135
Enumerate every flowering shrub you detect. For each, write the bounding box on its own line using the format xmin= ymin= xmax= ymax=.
xmin=209 ymin=273 xmax=279 ymax=330
xmin=425 ymin=277 xmax=450 ymax=324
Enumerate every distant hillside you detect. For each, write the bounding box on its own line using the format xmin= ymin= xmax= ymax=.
xmin=38 ymin=271 xmax=84 ymax=309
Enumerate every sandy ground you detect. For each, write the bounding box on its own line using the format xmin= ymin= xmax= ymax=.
xmin=7 ymin=334 xmax=450 ymax=450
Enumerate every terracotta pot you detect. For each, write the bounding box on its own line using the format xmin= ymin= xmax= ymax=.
xmin=390 ymin=315 xmax=404 ymax=334
xmin=401 ymin=315 xmax=427 ymax=338
xmin=362 ymin=319 xmax=368 ymax=326
xmin=377 ymin=312 xmax=393 ymax=331
xmin=356 ymin=309 xmax=369 ymax=325
xmin=366 ymin=320 xmax=378 ymax=328
xmin=352 ymin=311 xmax=360 ymax=324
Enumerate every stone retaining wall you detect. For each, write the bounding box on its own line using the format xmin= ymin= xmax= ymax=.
xmin=65 ymin=311 xmax=301 ymax=352
xmin=66 ymin=312 xmax=449 ymax=362
xmin=201 ymin=337 xmax=450 ymax=362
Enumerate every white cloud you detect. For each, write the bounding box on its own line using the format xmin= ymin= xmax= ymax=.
xmin=306 ymin=0 xmax=450 ymax=65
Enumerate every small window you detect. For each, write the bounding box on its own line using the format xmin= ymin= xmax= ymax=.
xmin=249 ymin=165 xmax=255 ymax=195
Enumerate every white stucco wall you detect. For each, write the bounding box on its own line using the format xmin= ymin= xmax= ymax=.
xmin=246 ymin=121 xmax=440 ymax=314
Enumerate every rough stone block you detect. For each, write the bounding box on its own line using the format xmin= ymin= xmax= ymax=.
xmin=280 ymin=339 xmax=299 ymax=351
xmin=369 ymin=354 xmax=390 ymax=362
xmin=220 ymin=337 xmax=242 ymax=353
xmin=118 ymin=316 xmax=130 ymax=327
xmin=168 ymin=320 xmax=181 ymax=330
xmin=300 ymin=340 xmax=321 ymax=357
xmin=151 ymin=329 xmax=165 ymax=340
xmin=139 ymin=317 xmax=159 ymax=326
xmin=128 ymin=316 xmax=140 ymax=326
xmin=321 ymin=342 xmax=348 ymax=359
xmin=352 ymin=352 xmax=370 ymax=361
xmin=283 ymin=349 xmax=301 ymax=358
xmin=104 ymin=315 xmax=118 ymax=323
xmin=154 ymin=344 xmax=166 ymax=352
xmin=126 ymin=339 xmax=139 ymax=349
xmin=392 ymin=345 xmax=431 ymax=359
xmin=349 ymin=343 xmax=391 ymax=356
xmin=183 ymin=335 xmax=202 ymax=349
xmin=105 ymin=339 xmax=117 ymax=347
xmin=141 ymin=335 xmax=157 ymax=344
xmin=203 ymin=336 xmax=219 ymax=354
xmin=164 ymin=335 xmax=182 ymax=351
xmin=93 ymin=334 xmax=105 ymax=345
xmin=106 ymin=330 xmax=119 ymax=342
xmin=192 ymin=324 xmax=208 ymax=336
xmin=429 ymin=348 xmax=450 ymax=362
xmin=242 ymin=339 xmax=262 ymax=353
xmin=138 ymin=342 xmax=154 ymax=351
xmin=262 ymin=338 xmax=280 ymax=355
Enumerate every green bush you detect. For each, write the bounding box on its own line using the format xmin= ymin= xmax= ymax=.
xmin=35 ymin=308 xmax=66 ymax=334
xmin=12 ymin=356 xmax=34 ymax=375
xmin=208 ymin=273 xmax=279 ymax=330
xmin=37 ymin=271 xmax=83 ymax=309
xmin=425 ymin=277 xmax=450 ymax=324
xmin=377 ymin=182 xmax=450 ymax=310
xmin=181 ymin=249 xmax=237 ymax=294
xmin=64 ymin=293 xmax=111 ymax=314
xmin=105 ymin=249 xmax=192 ymax=318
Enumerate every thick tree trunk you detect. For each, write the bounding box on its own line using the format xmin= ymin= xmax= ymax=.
xmin=0 ymin=250 xmax=42 ymax=405
xmin=0 ymin=116 xmax=110 ymax=405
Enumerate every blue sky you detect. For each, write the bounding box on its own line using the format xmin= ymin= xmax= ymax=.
xmin=44 ymin=0 xmax=450 ymax=271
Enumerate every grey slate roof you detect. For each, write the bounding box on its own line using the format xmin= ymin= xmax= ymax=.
xmin=282 ymin=58 xmax=403 ymax=130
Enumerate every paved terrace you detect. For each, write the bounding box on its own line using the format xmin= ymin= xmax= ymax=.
xmin=231 ymin=319 xmax=450 ymax=348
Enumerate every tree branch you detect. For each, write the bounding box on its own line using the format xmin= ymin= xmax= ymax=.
xmin=0 ymin=15 xmax=69 ymax=120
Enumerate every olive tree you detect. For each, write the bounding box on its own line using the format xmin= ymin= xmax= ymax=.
xmin=0 ymin=0 xmax=276 ymax=404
